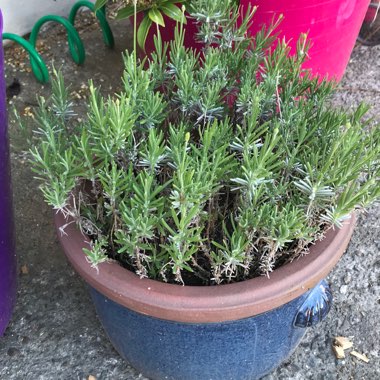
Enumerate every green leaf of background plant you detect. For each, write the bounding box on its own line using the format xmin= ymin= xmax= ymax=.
xmin=161 ymin=3 xmax=187 ymax=24
xmin=116 ymin=6 xmax=143 ymax=20
xmin=148 ymin=8 xmax=166 ymax=27
xmin=94 ymin=0 xmax=107 ymax=11
xmin=137 ymin=15 xmax=153 ymax=49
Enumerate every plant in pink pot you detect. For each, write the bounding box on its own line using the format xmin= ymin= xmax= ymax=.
xmin=98 ymin=0 xmax=370 ymax=80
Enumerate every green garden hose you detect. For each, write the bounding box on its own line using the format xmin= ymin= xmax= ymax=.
xmin=69 ymin=1 xmax=114 ymax=48
xmin=2 ymin=33 xmax=49 ymax=83
xmin=30 ymin=15 xmax=86 ymax=65
xmin=2 ymin=2 xmax=114 ymax=83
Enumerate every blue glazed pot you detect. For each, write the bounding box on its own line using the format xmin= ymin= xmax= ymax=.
xmin=90 ymin=281 xmax=331 ymax=380
xmin=55 ymin=212 xmax=356 ymax=380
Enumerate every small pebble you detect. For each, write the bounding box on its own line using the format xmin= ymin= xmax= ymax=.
xmin=340 ymin=285 xmax=348 ymax=294
xmin=343 ymin=274 xmax=351 ymax=284
xmin=20 ymin=264 xmax=29 ymax=275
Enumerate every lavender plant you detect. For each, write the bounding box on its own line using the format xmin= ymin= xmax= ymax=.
xmin=28 ymin=1 xmax=380 ymax=285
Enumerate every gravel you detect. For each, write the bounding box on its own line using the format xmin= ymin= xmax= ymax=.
xmin=0 ymin=12 xmax=379 ymax=380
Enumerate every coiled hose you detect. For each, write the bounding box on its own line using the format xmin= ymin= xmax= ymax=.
xmin=2 ymin=1 xmax=114 ymax=83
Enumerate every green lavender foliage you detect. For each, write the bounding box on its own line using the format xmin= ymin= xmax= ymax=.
xmin=28 ymin=2 xmax=380 ymax=285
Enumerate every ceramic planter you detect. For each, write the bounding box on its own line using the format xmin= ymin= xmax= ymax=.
xmin=0 ymin=10 xmax=17 ymax=336
xmin=138 ymin=0 xmax=369 ymax=81
xmin=55 ymin=211 xmax=355 ymax=380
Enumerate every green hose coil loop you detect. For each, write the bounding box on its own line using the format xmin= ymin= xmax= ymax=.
xmin=2 ymin=33 xmax=50 ymax=83
xmin=69 ymin=2 xmax=114 ymax=48
xmin=30 ymin=15 xmax=86 ymax=65
xmin=3 ymin=1 xmax=115 ymax=82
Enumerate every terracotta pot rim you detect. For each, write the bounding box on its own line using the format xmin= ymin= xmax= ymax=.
xmin=55 ymin=212 xmax=355 ymax=323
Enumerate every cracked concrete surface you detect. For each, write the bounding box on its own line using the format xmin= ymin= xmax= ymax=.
xmin=0 ymin=11 xmax=379 ymax=380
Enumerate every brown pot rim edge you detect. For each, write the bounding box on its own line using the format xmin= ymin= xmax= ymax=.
xmin=55 ymin=212 xmax=356 ymax=323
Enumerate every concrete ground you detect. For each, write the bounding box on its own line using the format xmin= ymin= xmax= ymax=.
xmin=0 ymin=11 xmax=379 ymax=380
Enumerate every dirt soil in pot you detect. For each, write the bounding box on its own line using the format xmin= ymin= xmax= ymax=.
xmin=0 ymin=10 xmax=379 ymax=380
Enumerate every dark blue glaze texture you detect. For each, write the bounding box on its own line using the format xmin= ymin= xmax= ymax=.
xmin=90 ymin=280 xmax=331 ymax=380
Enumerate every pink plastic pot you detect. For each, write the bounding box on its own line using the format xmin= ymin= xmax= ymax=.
xmin=241 ymin=0 xmax=370 ymax=81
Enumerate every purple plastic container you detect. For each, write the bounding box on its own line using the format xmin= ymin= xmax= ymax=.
xmin=0 ymin=10 xmax=17 ymax=336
